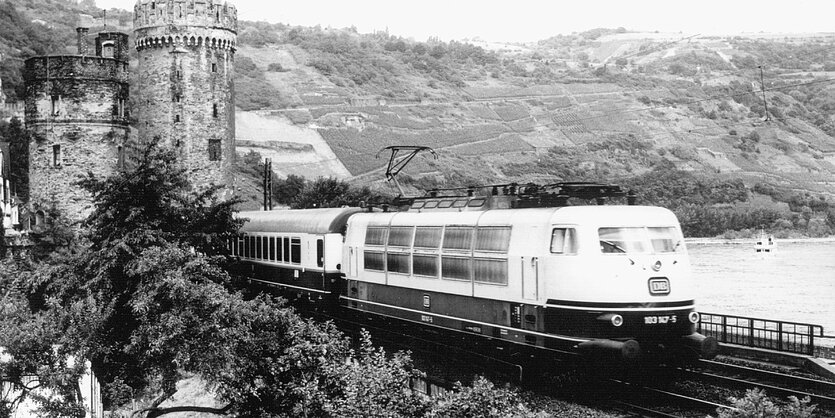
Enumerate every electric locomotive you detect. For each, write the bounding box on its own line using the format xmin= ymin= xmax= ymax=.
xmin=232 ymin=182 xmax=717 ymax=365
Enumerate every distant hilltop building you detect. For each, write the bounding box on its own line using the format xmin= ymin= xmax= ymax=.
xmin=133 ymin=0 xmax=238 ymax=194
xmin=23 ymin=28 xmax=130 ymax=223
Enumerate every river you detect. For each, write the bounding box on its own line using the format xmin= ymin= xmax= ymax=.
xmin=688 ymin=239 xmax=835 ymax=340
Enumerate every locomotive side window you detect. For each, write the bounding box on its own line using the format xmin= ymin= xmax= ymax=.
xmin=550 ymin=228 xmax=578 ymax=254
xmin=386 ymin=253 xmax=410 ymax=274
xmin=414 ymin=227 xmax=442 ymax=249
xmin=648 ymin=227 xmax=683 ymax=253
xmin=443 ymin=227 xmax=473 ymax=251
xmin=599 ymin=227 xmax=650 ymax=254
xmin=473 ymin=258 xmax=508 ymax=285
xmin=364 ymin=251 xmax=385 ymax=271
xmin=413 ymin=254 xmax=438 ymax=277
xmin=475 ymin=227 xmax=511 ymax=252
xmin=290 ymin=238 xmax=301 ymax=264
xmin=442 ymin=256 xmax=471 ymax=281
xmin=388 ymin=226 xmax=414 ymax=247
xmin=365 ymin=227 xmax=388 ymax=246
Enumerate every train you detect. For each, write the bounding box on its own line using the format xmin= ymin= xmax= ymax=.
xmin=231 ymin=182 xmax=718 ymax=365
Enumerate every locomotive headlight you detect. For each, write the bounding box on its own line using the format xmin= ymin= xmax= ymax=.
xmin=689 ymin=312 xmax=700 ymax=324
xmin=652 ymin=260 xmax=662 ymax=272
xmin=611 ymin=314 xmax=624 ymax=327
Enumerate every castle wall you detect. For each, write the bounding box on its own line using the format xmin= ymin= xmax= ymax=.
xmin=133 ymin=0 xmax=237 ymax=193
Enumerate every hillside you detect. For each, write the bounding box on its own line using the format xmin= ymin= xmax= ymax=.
xmin=2 ymin=0 xmax=834 ymax=236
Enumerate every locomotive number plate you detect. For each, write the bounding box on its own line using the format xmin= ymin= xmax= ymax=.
xmin=644 ymin=315 xmax=677 ymax=324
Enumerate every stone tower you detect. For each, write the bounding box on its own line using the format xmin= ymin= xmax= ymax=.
xmin=133 ymin=0 xmax=237 ymax=193
xmin=24 ymin=29 xmax=130 ymax=222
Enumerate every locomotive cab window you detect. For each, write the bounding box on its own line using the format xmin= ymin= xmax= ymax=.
xmin=648 ymin=227 xmax=684 ymax=253
xmin=550 ymin=228 xmax=578 ymax=254
xmin=599 ymin=227 xmax=651 ymax=254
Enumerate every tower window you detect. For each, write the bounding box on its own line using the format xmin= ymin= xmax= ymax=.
xmin=118 ymin=99 xmax=125 ymax=117
xmin=174 ymin=94 xmax=180 ymax=103
xmin=151 ymin=1 xmax=155 ymax=9
xmin=175 ymin=114 xmax=180 ymax=123
xmin=176 ymin=70 xmax=182 ymax=79
xmin=211 ymin=63 xmax=217 ymax=72
xmin=212 ymin=104 xmax=218 ymax=118
xmin=208 ymin=138 xmax=222 ymax=161
xmin=51 ymin=95 xmax=60 ymax=116
xmin=53 ymin=144 xmax=62 ymax=167
xmin=117 ymin=145 xmax=125 ymax=169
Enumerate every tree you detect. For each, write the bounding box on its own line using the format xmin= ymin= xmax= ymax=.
xmin=0 ymin=117 xmax=30 ymax=202
xmin=291 ymin=177 xmax=386 ymax=209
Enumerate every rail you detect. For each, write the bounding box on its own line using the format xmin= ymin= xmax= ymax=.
xmin=697 ymin=312 xmax=826 ymax=356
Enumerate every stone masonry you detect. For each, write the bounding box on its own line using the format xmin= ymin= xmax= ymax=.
xmin=133 ymin=0 xmax=237 ymax=194
xmin=24 ymin=30 xmax=130 ymax=223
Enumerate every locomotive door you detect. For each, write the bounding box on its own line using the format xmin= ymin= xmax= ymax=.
xmin=521 ymin=256 xmax=538 ymax=300
xmin=349 ymin=247 xmax=359 ymax=278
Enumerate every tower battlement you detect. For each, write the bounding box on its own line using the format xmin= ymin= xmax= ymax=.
xmin=133 ymin=0 xmax=237 ymax=34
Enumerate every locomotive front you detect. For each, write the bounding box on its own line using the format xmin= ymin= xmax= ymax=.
xmin=541 ymin=206 xmax=717 ymax=362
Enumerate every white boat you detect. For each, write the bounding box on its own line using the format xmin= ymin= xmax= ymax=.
xmin=754 ymin=230 xmax=776 ymax=253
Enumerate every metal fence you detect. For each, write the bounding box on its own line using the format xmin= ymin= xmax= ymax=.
xmin=697 ymin=312 xmax=825 ymax=356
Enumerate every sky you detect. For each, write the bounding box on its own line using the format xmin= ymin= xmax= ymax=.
xmin=94 ymin=0 xmax=835 ymax=43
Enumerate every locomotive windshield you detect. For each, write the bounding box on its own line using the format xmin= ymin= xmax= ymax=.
xmin=598 ymin=227 xmax=683 ymax=254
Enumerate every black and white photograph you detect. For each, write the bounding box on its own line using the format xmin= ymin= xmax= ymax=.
xmin=1 ymin=0 xmax=834 ymax=416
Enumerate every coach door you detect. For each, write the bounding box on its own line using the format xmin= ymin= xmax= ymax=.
xmin=521 ymin=256 xmax=538 ymax=300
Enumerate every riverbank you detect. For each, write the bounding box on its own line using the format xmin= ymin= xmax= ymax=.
xmin=685 ymin=236 xmax=835 ymax=245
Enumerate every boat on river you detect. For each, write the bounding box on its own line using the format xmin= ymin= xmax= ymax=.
xmin=755 ymin=230 xmax=776 ymax=253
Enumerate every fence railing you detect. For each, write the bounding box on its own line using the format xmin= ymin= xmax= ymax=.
xmin=697 ymin=312 xmax=825 ymax=356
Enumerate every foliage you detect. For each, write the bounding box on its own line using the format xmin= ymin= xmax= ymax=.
xmin=0 ymin=117 xmax=29 ymax=202
xmin=290 ymin=177 xmax=387 ymax=209
xmin=713 ymin=388 xmax=816 ymax=418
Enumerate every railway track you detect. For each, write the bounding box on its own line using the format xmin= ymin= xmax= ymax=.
xmin=681 ymin=359 xmax=835 ymax=410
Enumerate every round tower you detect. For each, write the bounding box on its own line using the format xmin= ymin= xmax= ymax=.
xmin=133 ymin=0 xmax=237 ymax=193
xmin=24 ymin=30 xmax=130 ymax=222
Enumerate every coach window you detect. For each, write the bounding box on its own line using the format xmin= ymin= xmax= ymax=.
xmin=243 ymin=235 xmax=250 ymax=258
xmin=387 ymin=226 xmax=414 ymax=247
xmin=452 ymin=199 xmax=467 ymax=208
xmin=386 ymin=253 xmax=410 ymax=274
xmin=550 ymin=228 xmax=578 ymax=255
xmin=316 ymin=239 xmax=324 ymax=267
xmin=237 ymin=236 xmax=243 ymax=258
xmin=437 ymin=200 xmax=454 ymax=209
xmin=364 ymin=251 xmax=385 ymax=271
xmin=290 ymin=238 xmax=301 ymax=264
xmin=441 ymin=256 xmax=471 ymax=281
xmin=412 ymin=254 xmax=438 ymax=278
xmin=442 ymin=226 xmax=473 ymax=251
xmin=413 ymin=226 xmax=442 ymax=249
xmin=365 ymin=226 xmax=388 ymax=246
xmin=423 ymin=200 xmax=438 ymax=209
xmin=475 ymin=227 xmax=511 ymax=252
xmin=473 ymin=258 xmax=508 ymax=285
xmin=275 ymin=237 xmax=283 ymax=262
xmin=256 ymin=236 xmax=263 ymax=259
xmin=410 ymin=201 xmax=425 ymax=209
xmin=283 ymin=237 xmax=290 ymax=262
xmin=270 ymin=237 xmax=276 ymax=261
